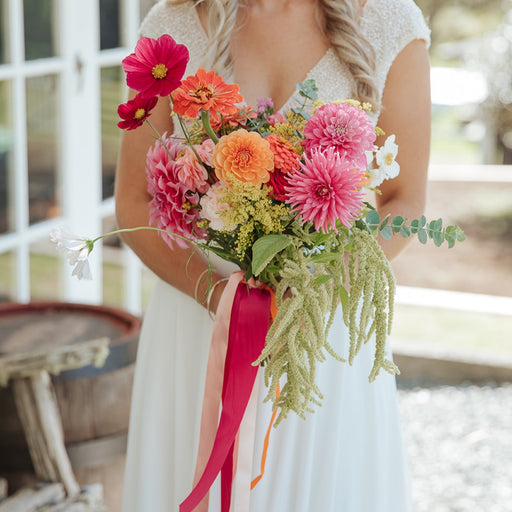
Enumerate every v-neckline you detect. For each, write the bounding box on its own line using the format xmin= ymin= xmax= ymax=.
xmin=189 ymin=5 xmax=333 ymax=113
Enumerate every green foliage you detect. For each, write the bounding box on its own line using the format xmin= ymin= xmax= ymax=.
xmin=361 ymin=209 xmax=465 ymax=248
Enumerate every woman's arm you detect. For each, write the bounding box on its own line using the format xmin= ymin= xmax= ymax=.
xmin=115 ymin=89 xmax=226 ymax=311
xmin=374 ymin=39 xmax=431 ymax=261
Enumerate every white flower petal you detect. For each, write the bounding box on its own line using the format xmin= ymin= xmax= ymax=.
xmin=72 ymin=259 xmax=92 ymax=280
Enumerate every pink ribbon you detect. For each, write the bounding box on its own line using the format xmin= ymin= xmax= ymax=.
xmin=180 ymin=273 xmax=271 ymax=512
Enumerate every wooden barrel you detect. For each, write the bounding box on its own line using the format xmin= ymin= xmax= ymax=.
xmin=0 ymin=301 xmax=141 ymax=512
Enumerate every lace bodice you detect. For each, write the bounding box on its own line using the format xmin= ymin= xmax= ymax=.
xmin=140 ymin=0 xmax=430 ymax=123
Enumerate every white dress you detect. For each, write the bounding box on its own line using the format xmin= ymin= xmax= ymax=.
xmin=122 ymin=1 xmax=430 ymax=511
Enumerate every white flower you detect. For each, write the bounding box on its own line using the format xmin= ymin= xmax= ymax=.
xmin=366 ymin=167 xmax=385 ymax=188
xmin=49 ymin=227 xmax=93 ymax=280
xmin=199 ymin=182 xmax=234 ymax=232
xmin=375 ymin=134 xmax=400 ymax=180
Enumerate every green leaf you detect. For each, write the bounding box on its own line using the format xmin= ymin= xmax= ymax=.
xmin=339 ymin=286 xmax=349 ymax=310
xmin=418 ymin=215 xmax=427 ymax=228
xmin=313 ymin=274 xmax=334 ymax=286
xmin=410 ymin=219 xmax=419 ymax=234
xmin=365 ymin=210 xmax=381 ymax=230
xmin=417 ymin=229 xmax=428 ymax=244
xmin=391 ymin=215 xmax=404 ymax=233
xmin=400 ymin=226 xmax=411 ymax=238
xmin=433 ymin=218 xmax=443 ymax=231
xmin=309 ymin=252 xmax=340 ymax=264
xmin=251 ymin=234 xmax=292 ymax=276
xmin=379 ymin=226 xmax=392 ymax=240
xmin=433 ymin=230 xmax=444 ymax=247
xmin=296 ymin=79 xmax=319 ymax=100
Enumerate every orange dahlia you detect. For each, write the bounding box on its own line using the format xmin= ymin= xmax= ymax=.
xmin=213 ymin=129 xmax=274 ymax=186
xmin=172 ymin=68 xmax=243 ymax=120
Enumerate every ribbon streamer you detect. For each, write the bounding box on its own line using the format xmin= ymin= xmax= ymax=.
xmin=180 ymin=279 xmax=271 ymax=512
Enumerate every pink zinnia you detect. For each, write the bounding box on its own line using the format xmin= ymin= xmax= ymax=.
xmin=117 ymin=93 xmax=158 ymax=130
xmin=122 ymin=35 xmax=189 ymax=97
xmin=286 ymin=147 xmax=366 ymax=232
xmin=302 ymin=103 xmax=376 ymax=170
xmin=146 ymin=138 xmax=206 ymax=249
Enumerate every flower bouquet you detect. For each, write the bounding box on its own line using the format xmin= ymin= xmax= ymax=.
xmin=52 ymin=34 xmax=464 ymax=425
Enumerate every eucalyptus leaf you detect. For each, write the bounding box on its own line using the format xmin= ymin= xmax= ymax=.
xmin=365 ymin=210 xmax=381 ymax=230
xmin=391 ymin=215 xmax=404 ymax=233
xmin=251 ymin=234 xmax=292 ymax=276
xmin=380 ymin=226 xmax=392 ymax=240
xmin=419 ymin=215 xmax=427 ymax=228
xmin=417 ymin=229 xmax=428 ymax=244
xmin=433 ymin=230 xmax=444 ymax=247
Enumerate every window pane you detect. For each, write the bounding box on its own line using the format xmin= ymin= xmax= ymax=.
xmin=0 ymin=2 xmax=8 ymax=64
xmin=0 ymin=250 xmax=15 ymax=302
xmin=100 ymin=0 xmax=120 ymax=50
xmin=24 ymin=0 xmax=56 ymax=60
xmin=30 ymin=240 xmax=62 ymax=301
xmin=26 ymin=75 xmax=59 ymax=225
xmin=0 ymin=81 xmax=14 ymax=234
xmin=101 ymin=66 xmax=123 ymax=199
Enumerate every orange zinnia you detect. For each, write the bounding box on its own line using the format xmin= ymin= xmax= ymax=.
xmin=213 ymin=129 xmax=274 ymax=186
xmin=172 ymin=68 xmax=243 ymax=120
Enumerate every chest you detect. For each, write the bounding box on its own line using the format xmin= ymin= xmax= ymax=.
xmin=228 ymin=5 xmax=329 ymax=110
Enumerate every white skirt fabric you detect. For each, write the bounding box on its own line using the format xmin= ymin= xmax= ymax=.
xmin=122 ymin=277 xmax=413 ymax=512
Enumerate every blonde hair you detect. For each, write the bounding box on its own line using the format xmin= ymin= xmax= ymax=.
xmin=167 ymin=0 xmax=378 ymax=107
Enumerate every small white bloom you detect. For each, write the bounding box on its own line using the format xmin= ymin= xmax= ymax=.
xmin=199 ymin=182 xmax=234 ymax=232
xmin=49 ymin=227 xmax=93 ymax=280
xmin=375 ymin=134 xmax=400 ymax=180
xmin=366 ymin=167 xmax=385 ymax=188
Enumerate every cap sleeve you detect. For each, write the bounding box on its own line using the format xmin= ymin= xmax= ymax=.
xmin=362 ymin=0 xmax=431 ymax=100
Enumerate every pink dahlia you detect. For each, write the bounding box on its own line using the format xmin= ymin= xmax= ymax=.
xmin=177 ymin=146 xmax=209 ymax=193
xmin=286 ymin=147 xmax=366 ymax=232
xmin=117 ymin=93 xmax=158 ymax=130
xmin=302 ymin=103 xmax=376 ymax=170
xmin=146 ymin=138 xmax=206 ymax=249
xmin=122 ymin=35 xmax=189 ymax=97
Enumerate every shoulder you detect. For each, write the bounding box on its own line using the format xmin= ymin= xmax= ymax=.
xmin=361 ymin=0 xmax=430 ymax=103
xmin=139 ymin=0 xmax=197 ymax=40
xmin=139 ymin=0 xmax=208 ymax=74
xmin=362 ymin=0 xmax=430 ymax=54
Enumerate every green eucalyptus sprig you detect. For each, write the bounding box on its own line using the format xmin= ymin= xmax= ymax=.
xmin=360 ymin=208 xmax=466 ymax=248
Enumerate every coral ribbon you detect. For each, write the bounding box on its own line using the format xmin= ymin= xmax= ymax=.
xmin=180 ymin=275 xmax=271 ymax=512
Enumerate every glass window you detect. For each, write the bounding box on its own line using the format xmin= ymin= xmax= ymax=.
xmin=26 ymin=74 xmax=59 ymax=225
xmin=100 ymin=0 xmax=120 ymax=50
xmin=0 ymin=2 xmax=8 ymax=64
xmin=0 ymin=81 xmax=13 ymax=235
xmin=24 ymin=0 xmax=56 ymax=60
xmin=101 ymin=66 xmax=123 ymax=199
xmin=0 ymin=250 xmax=15 ymax=301
xmin=30 ymin=240 xmax=62 ymax=301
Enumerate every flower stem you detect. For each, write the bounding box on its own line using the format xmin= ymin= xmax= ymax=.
xmin=201 ymin=110 xmax=219 ymax=144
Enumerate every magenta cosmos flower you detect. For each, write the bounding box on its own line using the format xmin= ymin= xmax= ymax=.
xmin=286 ymin=147 xmax=366 ymax=232
xmin=117 ymin=93 xmax=158 ymax=130
xmin=122 ymin=35 xmax=189 ymax=97
xmin=302 ymin=102 xmax=376 ymax=170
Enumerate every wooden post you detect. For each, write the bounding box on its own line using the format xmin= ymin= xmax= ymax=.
xmin=0 ymin=337 xmax=110 ymax=499
xmin=0 ymin=483 xmax=64 ymax=512
xmin=0 ymin=478 xmax=7 ymax=501
xmin=11 ymin=371 xmax=80 ymax=497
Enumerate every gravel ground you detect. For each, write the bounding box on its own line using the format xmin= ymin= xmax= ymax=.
xmin=397 ymin=381 xmax=512 ymax=512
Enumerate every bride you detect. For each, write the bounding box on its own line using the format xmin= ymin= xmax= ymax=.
xmin=115 ymin=0 xmax=431 ymax=510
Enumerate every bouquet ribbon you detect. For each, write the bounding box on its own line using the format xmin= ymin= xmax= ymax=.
xmin=180 ymin=271 xmax=271 ymax=512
